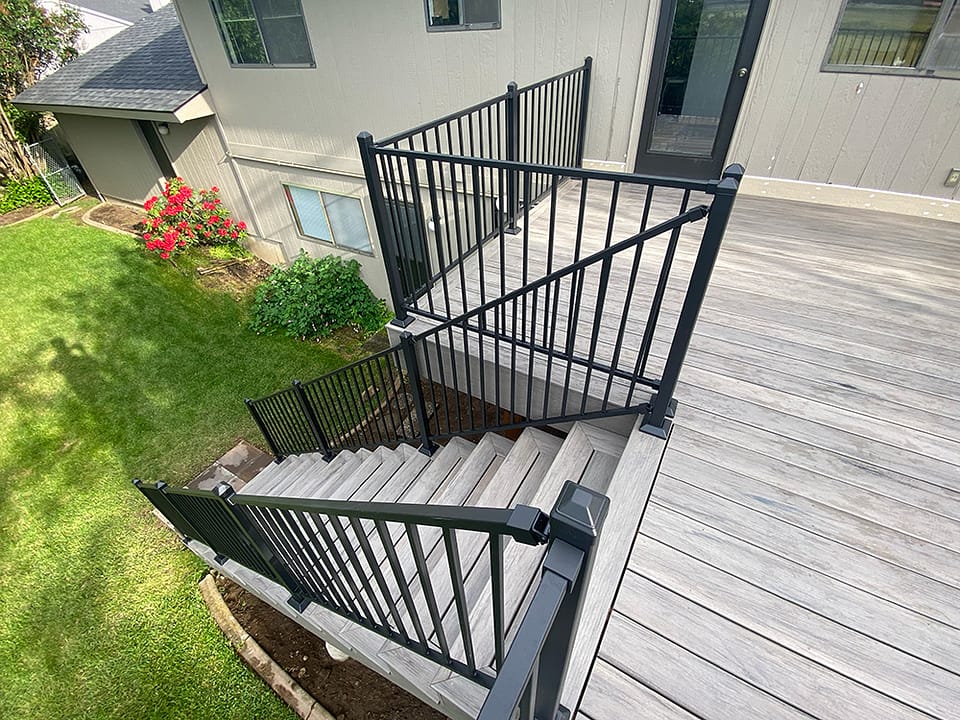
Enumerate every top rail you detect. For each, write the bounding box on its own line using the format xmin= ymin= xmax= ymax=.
xmin=370 ymin=144 xmax=718 ymax=193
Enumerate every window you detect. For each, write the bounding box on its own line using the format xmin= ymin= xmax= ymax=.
xmin=424 ymin=0 xmax=500 ymax=31
xmin=211 ymin=0 xmax=313 ymax=66
xmin=283 ymin=185 xmax=373 ymax=254
xmin=825 ymin=0 xmax=960 ymax=74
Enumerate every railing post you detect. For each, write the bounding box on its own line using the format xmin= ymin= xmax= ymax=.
xmin=399 ymin=331 xmax=438 ymax=456
xmin=293 ymin=379 xmax=334 ymax=461
xmin=504 ymin=81 xmax=521 ymax=234
xmin=134 ymin=479 xmax=205 ymax=544
xmin=213 ymin=482 xmax=311 ymax=612
xmin=640 ymin=163 xmax=743 ymax=438
xmin=575 ymin=56 xmax=593 ymax=168
xmin=478 ymin=481 xmax=609 ymax=720
xmin=535 ymin=482 xmax=608 ymax=720
xmin=358 ymin=131 xmax=413 ymax=327
xmin=244 ymin=398 xmax=283 ymax=463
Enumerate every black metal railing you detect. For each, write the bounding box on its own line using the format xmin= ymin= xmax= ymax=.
xmin=247 ymin=165 xmax=741 ymax=455
xmin=828 ymin=28 xmax=929 ymax=68
xmin=134 ymin=477 xmax=607 ymax=719
xmin=360 ymin=59 xmax=592 ymax=320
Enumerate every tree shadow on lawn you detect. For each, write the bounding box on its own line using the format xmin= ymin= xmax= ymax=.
xmin=0 ymin=239 xmax=340 ymax=719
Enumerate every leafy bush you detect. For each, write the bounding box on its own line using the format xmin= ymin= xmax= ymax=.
xmin=0 ymin=175 xmax=53 ymax=214
xmin=251 ymin=252 xmax=390 ymax=339
xmin=140 ymin=177 xmax=248 ymax=259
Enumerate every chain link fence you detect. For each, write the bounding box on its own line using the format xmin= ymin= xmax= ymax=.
xmin=25 ymin=139 xmax=84 ymax=206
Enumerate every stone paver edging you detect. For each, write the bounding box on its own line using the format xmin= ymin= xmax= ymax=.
xmin=198 ymin=574 xmax=334 ymax=720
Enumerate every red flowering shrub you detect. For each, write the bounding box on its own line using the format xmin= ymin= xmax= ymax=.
xmin=140 ymin=178 xmax=248 ymax=259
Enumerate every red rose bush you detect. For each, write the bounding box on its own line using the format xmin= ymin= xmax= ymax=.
xmin=140 ymin=178 xmax=248 ymax=259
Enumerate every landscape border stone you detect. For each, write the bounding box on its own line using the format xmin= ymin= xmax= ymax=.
xmin=198 ymin=573 xmax=335 ymax=720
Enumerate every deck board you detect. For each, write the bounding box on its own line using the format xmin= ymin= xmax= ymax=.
xmin=576 ymin=194 xmax=960 ymax=719
xmin=420 ymin=185 xmax=960 ymax=719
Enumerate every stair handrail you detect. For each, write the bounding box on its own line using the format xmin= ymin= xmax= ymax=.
xmin=134 ymin=476 xmax=608 ymax=717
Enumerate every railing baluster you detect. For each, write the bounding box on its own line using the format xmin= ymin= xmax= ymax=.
xmin=406 ymin=523 xmax=450 ymax=662
xmin=330 ymin=515 xmax=389 ymax=627
xmin=258 ymin=506 xmax=336 ymax=607
xmin=636 ymin=189 xmax=691 ymax=382
xmin=349 ymin=516 xmax=407 ymax=637
xmin=424 ymin=159 xmax=452 ymax=319
xmin=490 ymin=532 xmax=506 ymax=671
xmin=376 ymin=519 xmax=429 ymax=648
xmin=293 ymin=380 xmax=332 ymax=459
xmin=245 ymin=398 xmax=282 ymax=461
xmin=442 ymin=527 xmax=476 ymax=673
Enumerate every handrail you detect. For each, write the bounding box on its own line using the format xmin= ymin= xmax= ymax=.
xmin=375 ymin=92 xmax=509 ymax=149
xmin=230 ymin=493 xmax=550 ymax=544
xmin=134 ymin=476 xmax=608 ymax=712
xmin=370 ymin=144 xmax=719 ymax=193
xmin=415 ymin=204 xmax=709 ymax=341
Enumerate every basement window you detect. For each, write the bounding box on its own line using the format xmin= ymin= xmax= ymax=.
xmin=211 ymin=0 xmax=314 ymax=67
xmin=425 ymin=0 xmax=501 ymax=31
xmin=824 ymin=0 xmax=960 ymax=75
xmin=283 ymin=185 xmax=373 ymax=254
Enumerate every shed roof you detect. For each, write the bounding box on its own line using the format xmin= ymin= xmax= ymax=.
xmin=14 ymin=5 xmax=205 ymax=116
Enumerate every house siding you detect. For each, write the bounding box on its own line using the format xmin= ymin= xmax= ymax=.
xmin=56 ymin=114 xmax=163 ymax=204
xmin=729 ymin=0 xmax=960 ymax=202
xmin=170 ymin=0 xmax=960 ymax=264
xmin=173 ymin=0 xmax=652 ymax=170
xmin=232 ymin=159 xmax=391 ymax=301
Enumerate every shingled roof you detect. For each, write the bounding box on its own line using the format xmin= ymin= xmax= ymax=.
xmin=14 ymin=5 xmax=204 ymax=114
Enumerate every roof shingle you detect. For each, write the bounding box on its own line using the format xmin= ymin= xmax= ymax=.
xmin=14 ymin=5 xmax=204 ymax=114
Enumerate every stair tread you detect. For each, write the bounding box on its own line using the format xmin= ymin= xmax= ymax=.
xmin=435 ymin=427 xmax=563 ymax=646
xmin=461 ymin=422 xmax=625 ymax=671
xmin=267 ymin=453 xmax=337 ymax=497
xmin=239 ymin=454 xmax=307 ymax=495
xmin=379 ymin=433 xmax=514 ymax=654
xmin=300 ymin=452 xmax=364 ymax=499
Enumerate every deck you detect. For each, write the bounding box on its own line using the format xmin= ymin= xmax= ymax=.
xmin=572 ymin=195 xmax=960 ymax=718
xmin=413 ymin=184 xmax=960 ymax=718
xmin=190 ymin=182 xmax=960 ymax=717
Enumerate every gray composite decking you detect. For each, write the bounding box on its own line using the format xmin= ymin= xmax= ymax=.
xmin=416 ymin=185 xmax=960 ymax=718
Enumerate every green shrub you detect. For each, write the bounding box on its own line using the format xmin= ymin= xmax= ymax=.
xmin=251 ymin=252 xmax=390 ymax=339
xmin=0 ymin=175 xmax=53 ymax=214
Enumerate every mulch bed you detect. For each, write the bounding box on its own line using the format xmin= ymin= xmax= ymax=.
xmin=215 ymin=575 xmax=446 ymax=720
xmin=88 ymin=202 xmax=143 ymax=233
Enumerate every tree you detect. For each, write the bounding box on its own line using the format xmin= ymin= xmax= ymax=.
xmin=0 ymin=0 xmax=85 ymax=182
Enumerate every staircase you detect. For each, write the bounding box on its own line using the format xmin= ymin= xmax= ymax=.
xmin=223 ymin=422 xmax=625 ymax=718
xmin=135 ymin=60 xmax=741 ymax=720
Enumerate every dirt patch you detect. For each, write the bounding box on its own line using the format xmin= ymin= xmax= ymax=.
xmin=194 ymin=255 xmax=273 ymax=298
xmin=0 ymin=204 xmax=51 ymax=226
xmin=88 ymin=202 xmax=143 ymax=234
xmin=215 ymin=575 xmax=446 ymax=720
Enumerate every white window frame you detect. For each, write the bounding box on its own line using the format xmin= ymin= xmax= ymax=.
xmin=424 ymin=0 xmax=501 ymax=32
xmin=823 ymin=0 xmax=960 ymax=77
xmin=283 ymin=184 xmax=375 ymax=256
xmin=210 ymin=0 xmax=315 ymax=68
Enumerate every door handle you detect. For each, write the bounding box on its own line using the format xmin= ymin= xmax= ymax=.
xmin=737 ymin=67 xmax=749 ymax=78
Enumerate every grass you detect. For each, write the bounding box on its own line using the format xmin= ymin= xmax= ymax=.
xmin=0 ymin=212 xmax=368 ymax=719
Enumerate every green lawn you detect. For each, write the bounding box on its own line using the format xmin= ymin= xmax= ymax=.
xmin=0 ymin=213 xmax=358 ymax=719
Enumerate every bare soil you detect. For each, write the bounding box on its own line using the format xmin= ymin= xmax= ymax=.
xmin=215 ymin=575 xmax=446 ymax=720
xmin=0 ymin=204 xmax=51 ymax=226
xmin=88 ymin=202 xmax=143 ymax=233
xmin=194 ymin=255 xmax=273 ymax=297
